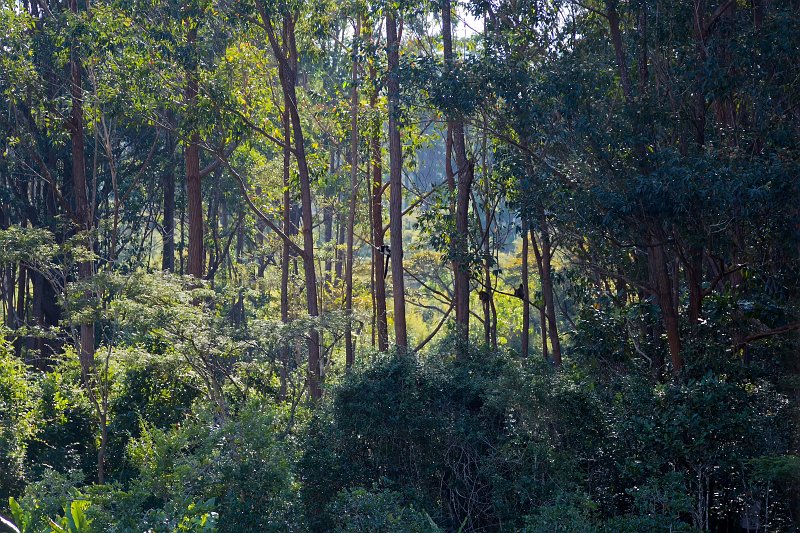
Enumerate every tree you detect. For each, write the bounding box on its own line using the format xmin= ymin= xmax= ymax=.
xmin=386 ymin=6 xmax=408 ymax=350
xmin=254 ymin=0 xmax=323 ymax=399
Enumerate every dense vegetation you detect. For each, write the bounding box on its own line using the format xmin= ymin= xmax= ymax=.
xmin=1 ymin=0 xmax=798 ymax=531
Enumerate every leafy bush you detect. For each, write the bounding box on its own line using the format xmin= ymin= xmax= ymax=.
xmin=120 ymin=398 xmax=299 ymax=532
xmin=0 ymin=336 xmax=37 ymax=501
xmin=328 ymin=488 xmax=439 ymax=532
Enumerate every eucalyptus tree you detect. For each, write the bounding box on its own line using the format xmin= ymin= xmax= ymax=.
xmin=386 ymin=1 xmax=408 ymax=349
xmin=241 ymin=0 xmax=325 ymax=399
xmin=440 ymin=0 xmax=474 ymax=347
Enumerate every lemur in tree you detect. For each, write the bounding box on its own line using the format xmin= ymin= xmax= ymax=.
xmin=380 ymin=245 xmax=391 ymax=280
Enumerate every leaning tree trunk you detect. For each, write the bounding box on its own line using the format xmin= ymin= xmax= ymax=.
xmin=267 ymin=11 xmax=322 ymax=399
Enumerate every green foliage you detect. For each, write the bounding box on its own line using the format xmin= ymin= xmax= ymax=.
xmin=0 ymin=335 xmax=37 ymax=501
xmin=3 ymin=470 xmax=86 ymax=533
xmin=328 ymin=488 xmax=439 ymax=532
xmin=119 ymin=398 xmax=299 ymax=531
xmin=301 ymin=338 xmax=794 ymax=531
xmin=0 ymin=0 xmax=797 ymax=531
xmin=24 ymin=366 xmax=97 ymax=484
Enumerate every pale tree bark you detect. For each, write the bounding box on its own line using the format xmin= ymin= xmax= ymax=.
xmin=344 ymin=16 xmax=361 ymax=368
xmin=162 ymin=129 xmax=176 ymax=272
xmin=386 ymin=9 xmax=408 ymax=349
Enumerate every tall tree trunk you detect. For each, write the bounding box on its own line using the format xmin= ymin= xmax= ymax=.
xmin=530 ymin=231 xmax=549 ymax=361
xmin=184 ymin=25 xmax=203 ymax=278
xmin=280 ymin=108 xmax=292 ymax=400
xmin=605 ymin=0 xmax=632 ymax=105
xmin=162 ymin=130 xmax=176 ymax=272
xmin=442 ymin=0 xmax=473 ymax=345
xmin=386 ymin=9 xmax=407 ymax=349
xmin=335 ymin=216 xmax=345 ymax=284
xmin=256 ymin=7 xmax=323 ymax=399
xmin=540 ymin=303 xmax=549 ymax=361
xmin=323 ymin=205 xmax=333 ymax=284
xmin=521 ymin=219 xmax=530 ymax=357
xmin=14 ymin=264 xmax=26 ymax=356
xmin=69 ymin=0 xmax=100 ymax=482
xmin=323 ymin=147 xmax=335 ymax=285
xmin=531 ymin=224 xmax=560 ymax=366
xmin=482 ymin=126 xmax=496 ymax=349
xmin=686 ymin=245 xmax=703 ymax=329
xmin=370 ymin=65 xmax=389 ymax=352
xmin=648 ymin=230 xmax=683 ymax=374
xmin=344 ymin=17 xmax=360 ymax=368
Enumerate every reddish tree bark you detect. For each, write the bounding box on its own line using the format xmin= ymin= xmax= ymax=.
xmin=386 ymin=9 xmax=408 ymax=349
xmin=441 ymin=0 xmax=473 ymax=345
xmin=184 ymin=25 xmax=203 ymax=278
xmin=370 ymin=65 xmax=389 ymax=352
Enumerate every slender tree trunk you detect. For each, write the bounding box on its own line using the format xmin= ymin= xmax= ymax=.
xmin=687 ymin=245 xmax=703 ymax=329
xmin=185 ymin=26 xmax=203 ymax=278
xmin=538 ymin=222 xmax=561 ymax=366
xmin=162 ymin=130 xmax=176 ymax=272
xmin=280 ymin=108 xmax=292 ymax=400
xmin=521 ymin=219 xmax=530 ymax=357
xmin=529 ymin=231 xmax=549 ymax=360
xmin=442 ymin=0 xmax=473 ymax=345
xmin=606 ymin=0 xmax=632 ymax=104
xmin=250 ymin=3 xmax=323 ymax=399
xmin=539 ymin=308 xmax=549 ymax=360
xmin=70 ymin=13 xmax=94 ymax=374
xmin=13 ymin=263 xmax=26 ymax=357
xmin=69 ymin=0 xmax=100 ymax=483
xmin=324 ymin=148 xmax=335 ymax=285
xmin=323 ymin=205 xmax=333 ymax=284
xmin=14 ymin=265 xmax=26 ymax=342
xmin=482 ymin=126 xmax=496 ymax=349
xmin=370 ymin=66 xmax=389 ymax=352
xmin=344 ymin=17 xmax=360 ymax=369
xmin=386 ymin=9 xmax=407 ymax=349
xmin=264 ymin=12 xmax=322 ymax=399
xmin=179 ymin=171 xmax=186 ymax=275
xmin=335 ymin=217 xmax=345 ymax=284
xmin=531 ymin=225 xmax=559 ymax=365
xmin=648 ymin=230 xmax=683 ymax=374
xmin=2 ymin=265 xmax=12 ymax=328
